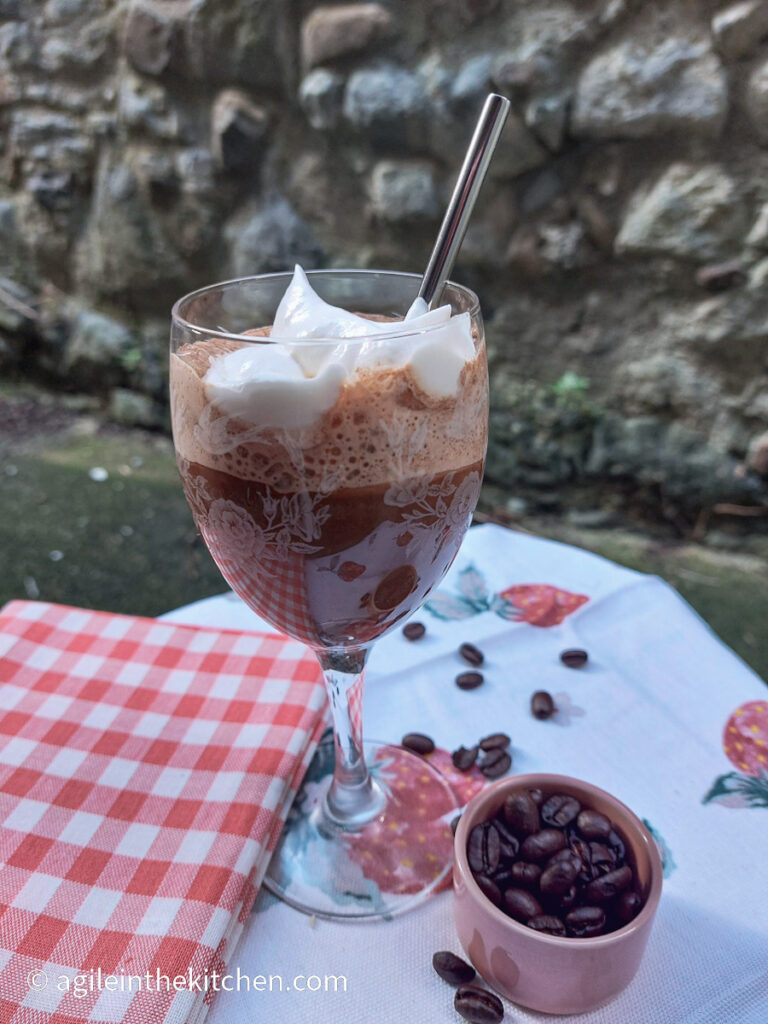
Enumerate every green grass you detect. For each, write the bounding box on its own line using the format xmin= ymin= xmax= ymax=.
xmin=0 ymin=433 xmax=224 ymax=617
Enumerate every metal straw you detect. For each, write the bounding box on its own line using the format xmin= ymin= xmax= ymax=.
xmin=417 ymin=93 xmax=510 ymax=309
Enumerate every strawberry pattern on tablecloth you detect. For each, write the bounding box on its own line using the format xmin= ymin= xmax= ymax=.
xmin=703 ymin=700 xmax=768 ymax=809
xmin=425 ymin=565 xmax=589 ymax=626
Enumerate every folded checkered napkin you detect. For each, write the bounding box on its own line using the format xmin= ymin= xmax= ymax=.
xmin=0 ymin=601 xmax=326 ymax=1024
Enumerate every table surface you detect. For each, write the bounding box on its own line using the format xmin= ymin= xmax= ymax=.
xmin=161 ymin=524 xmax=768 ymax=1024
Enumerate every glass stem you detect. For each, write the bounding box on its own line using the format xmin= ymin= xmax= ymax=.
xmin=316 ymin=647 xmax=384 ymax=828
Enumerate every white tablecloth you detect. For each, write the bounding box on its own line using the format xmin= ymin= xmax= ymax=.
xmin=161 ymin=524 xmax=768 ymax=1024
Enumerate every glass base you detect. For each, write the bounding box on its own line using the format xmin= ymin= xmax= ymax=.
xmin=264 ymin=737 xmax=459 ymax=921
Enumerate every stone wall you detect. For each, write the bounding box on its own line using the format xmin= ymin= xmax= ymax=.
xmin=1 ymin=0 xmax=768 ymax=524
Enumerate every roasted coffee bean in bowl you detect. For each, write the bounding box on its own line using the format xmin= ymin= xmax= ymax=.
xmin=453 ymin=773 xmax=662 ymax=1015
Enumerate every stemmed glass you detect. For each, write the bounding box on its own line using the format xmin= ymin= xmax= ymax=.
xmin=170 ymin=269 xmax=488 ymax=919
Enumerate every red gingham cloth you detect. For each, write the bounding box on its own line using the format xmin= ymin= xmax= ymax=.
xmin=0 ymin=601 xmax=326 ymax=1024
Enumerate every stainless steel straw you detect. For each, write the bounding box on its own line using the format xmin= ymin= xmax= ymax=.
xmin=417 ymin=93 xmax=510 ymax=309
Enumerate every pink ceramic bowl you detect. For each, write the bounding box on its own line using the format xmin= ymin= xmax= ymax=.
xmin=453 ymin=773 xmax=662 ymax=1015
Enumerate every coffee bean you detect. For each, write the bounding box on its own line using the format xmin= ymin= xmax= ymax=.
xmin=520 ymin=829 xmax=567 ymax=861
xmin=454 ymin=985 xmax=504 ymax=1024
xmin=452 ymin=745 xmax=479 ymax=771
xmin=557 ymin=884 xmax=578 ymax=910
xmin=503 ymin=792 xmax=540 ymax=836
xmin=479 ymin=732 xmax=510 ymax=751
xmin=589 ymin=842 xmax=616 ymax=875
xmin=608 ymin=828 xmax=626 ymax=861
xmin=451 ymin=814 xmax=462 ymax=836
xmin=475 ymin=873 xmax=502 ymax=907
xmin=504 ymin=887 xmax=542 ymax=922
xmin=467 ymin=822 xmax=501 ymax=875
xmin=568 ymin=835 xmax=593 ymax=881
xmin=480 ymin=749 xmax=511 ymax=779
xmin=566 ymin=906 xmax=606 ymax=937
xmin=576 ymin=809 xmax=612 ymax=840
xmin=527 ymin=914 xmax=566 ymax=936
xmin=528 ymin=787 xmax=544 ymax=805
xmin=616 ymin=890 xmax=644 ymax=923
xmin=403 ymin=621 xmax=426 ymax=641
xmin=560 ymin=648 xmax=588 ymax=668
xmin=541 ymin=794 xmax=581 ymax=828
xmin=585 ymin=865 xmax=633 ymax=903
xmin=456 ymin=670 xmax=484 ymax=690
xmin=531 ymin=690 xmax=556 ymax=719
xmin=401 ymin=732 xmax=434 ymax=756
xmin=459 ymin=642 xmax=484 ymax=667
xmin=540 ymin=853 xmax=581 ymax=896
xmin=491 ymin=816 xmax=520 ymax=858
xmin=432 ymin=950 xmax=475 ymax=986
xmin=509 ymin=861 xmax=542 ymax=888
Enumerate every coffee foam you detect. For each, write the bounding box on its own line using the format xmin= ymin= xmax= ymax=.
xmin=170 ymin=332 xmax=487 ymax=492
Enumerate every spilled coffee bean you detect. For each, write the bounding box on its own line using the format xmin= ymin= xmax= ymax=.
xmin=432 ymin=950 xmax=475 ymax=986
xmin=459 ymin=642 xmax=484 ymax=667
xmin=452 ymin=745 xmax=479 ymax=771
xmin=479 ymin=748 xmax=511 ymax=779
xmin=401 ymin=732 xmax=434 ymax=755
xmin=403 ymin=621 xmax=426 ymax=641
xmin=560 ymin=648 xmax=588 ymax=668
xmin=531 ymin=690 xmax=556 ymax=719
xmin=479 ymin=732 xmax=510 ymax=751
xmin=454 ymin=985 xmax=504 ymax=1024
xmin=466 ymin=786 xmax=645 ymax=938
xmin=456 ymin=670 xmax=484 ymax=690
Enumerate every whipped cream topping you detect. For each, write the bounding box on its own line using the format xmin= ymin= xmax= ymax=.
xmin=203 ymin=266 xmax=474 ymax=429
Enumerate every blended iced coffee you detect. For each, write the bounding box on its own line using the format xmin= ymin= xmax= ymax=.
xmin=170 ymin=267 xmax=488 ymax=647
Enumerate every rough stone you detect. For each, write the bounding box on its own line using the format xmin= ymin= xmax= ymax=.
xmin=489 ymin=113 xmax=548 ymax=179
xmin=175 ymin=148 xmax=214 ymax=195
xmin=712 ymin=1 xmax=768 ymax=61
xmin=343 ymin=65 xmax=425 ymax=143
xmin=183 ymin=0 xmax=282 ymax=89
xmin=301 ymin=3 xmax=391 ymax=68
xmin=0 ymin=276 xmax=36 ymax=332
xmin=0 ymin=20 xmax=37 ymax=70
xmin=695 ymin=260 xmax=745 ymax=292
xmin=617 ymin=354 xmax=720 ymax=414
xmin=746 ymin=202 xmax=768 ymax=249
xmin=449 ymin=54 xmax=493 ymax=116
xmin=108 ymin=387 xmax=163 ymax=428
xmin=299 ymin=68 xmax=345 ymax=131
xmin=211 ymin=89 xmax=268 ymax=172
xmin=228 ymin=197 xmax=321 ymax=278
xmin=369 ymin=160 xmax=439 ymax=222
xmin=745 ymin=446 xmax=768 ymax=485
xmin=64 ymin=308 xmax=135 ymax=386
xmin=117 ymin=71 xmax=179 ymax=140
xmin=573 ymin=36 xmax=728 ymax=139
xmin=525 ymin=93 xmax=569 ymax=151
xmin=746 ymin=58 xmax=768 ymax=144
xmin=616 ymin=164 xmax=745 ymax=261
xmin=122 ymin=3 xmax=176 ymax=77
xmin=75 ymin=152 xmax=186 ymax=298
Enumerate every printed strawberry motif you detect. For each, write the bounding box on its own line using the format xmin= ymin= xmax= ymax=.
xmin=703 ymin=700 xmax=768 ymax=809
xmin=425 ymin=565 xmax=590 ymax=626
xmin=496 ymin=584 xmax=589 ymax=627
xmin=426 ymin=747 xmax=486 ymax=807
xmin=723 ymin=700 xmax=768 ymax=776
xmin=343 ymin=746 xmax=487 ymax=896
xmin=344 ymin=746 xmax=458 ymax=895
